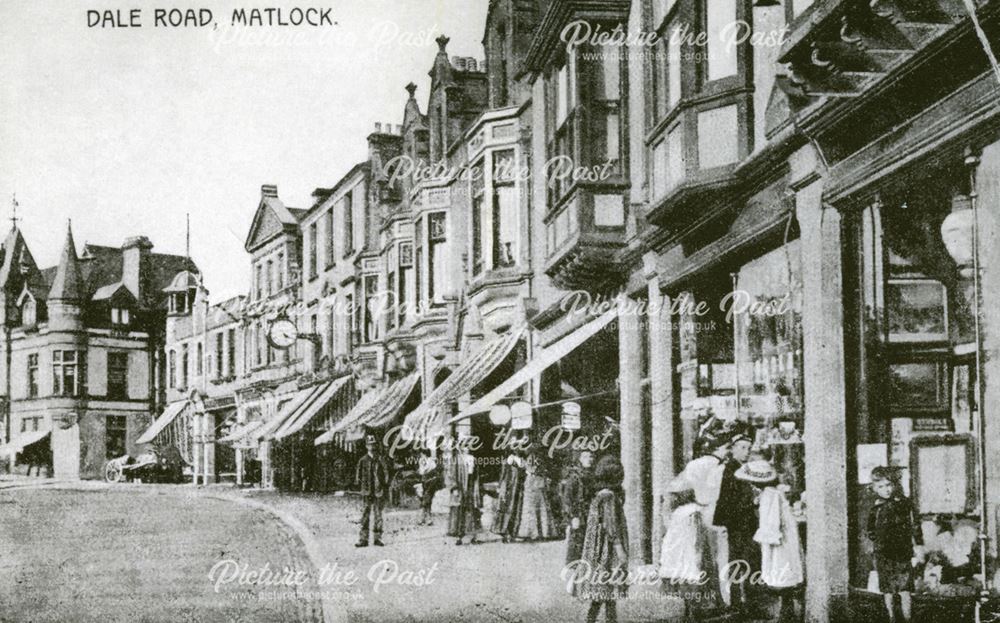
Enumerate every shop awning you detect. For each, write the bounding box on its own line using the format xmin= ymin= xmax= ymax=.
xmin=253 ymin=386 xmax=320 ymax=442
xmin=0 ymin=427 xmax=51 ymax=458
xmin=271 ymin=376 xmax=352 ymax=441
xmin=314 ymin=372 xmax=420 ymax=445
xmin=136 ymin=400 xmax=188 ymax=445
xmin=217 ymin=420 xmax=263 ymax=444
xmin=448 ymin=310 xmax=617 ymax=424
xmin=402 ymin=325 xmax=526 ymax=437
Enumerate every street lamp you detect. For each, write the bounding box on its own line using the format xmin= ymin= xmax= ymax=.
xmin=941 ymin=147 xmax=990 ymax=620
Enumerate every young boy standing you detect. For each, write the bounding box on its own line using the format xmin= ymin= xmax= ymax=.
xmin=867 ymin=466 xmax=924 ymax=623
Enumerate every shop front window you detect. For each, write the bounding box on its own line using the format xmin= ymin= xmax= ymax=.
xmin=846 ymin=186 xmax=985 ymax=599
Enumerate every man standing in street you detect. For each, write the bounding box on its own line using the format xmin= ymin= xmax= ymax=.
xmin=356 ymin=434 xmax=389 ymax=547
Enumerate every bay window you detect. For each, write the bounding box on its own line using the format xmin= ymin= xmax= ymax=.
xmin=492 ymin=150 xmax=517 ymax=267
xmin=705 ymin=0 xmax=738 ymax=82
xmin=548 ymin=53 xmax=577 ymax=204
xmin=53 ymin=350 xmax=82 ymax=397
xmin=359 ymin=275 xmax=379 ymax=344
xmin=427 ymin=212 xmax=447 ymax=305
xmin=472 ymin=150 xmax=519 ymax=275
xmin=398 ymin=242 xmax=411 ymax=326
xmin=547 ymin=35 xmax=626 ymax=207
xmin=387 ymin=247 xmax=398 ymax=332
xmin=472 ymin=161 xmax=485 ymax=276
xmin=697 ymin=105 xmax=739 ymax=168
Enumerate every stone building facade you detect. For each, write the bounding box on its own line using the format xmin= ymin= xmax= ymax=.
xmin=0 ymin=225 xmax=197 ymax=479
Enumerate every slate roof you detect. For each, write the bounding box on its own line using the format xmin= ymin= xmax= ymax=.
xmin=42 ymin=242 xmax=198 ymax=310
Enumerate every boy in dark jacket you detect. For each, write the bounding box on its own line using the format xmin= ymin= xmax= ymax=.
xmin=867 ymin=466 xmax=924 ymax=623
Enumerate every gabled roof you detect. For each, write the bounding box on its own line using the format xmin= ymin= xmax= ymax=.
xmin=245 ymin=190 xmax=304 ymax=252
xmin=92 ymin=281 xmax=137 ymax=302
xmin=0 ymin=226 xmax=48 ymax=302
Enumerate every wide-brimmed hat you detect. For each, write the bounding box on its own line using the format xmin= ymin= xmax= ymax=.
xmin=735 ymin=460 xmax=778 ymax=485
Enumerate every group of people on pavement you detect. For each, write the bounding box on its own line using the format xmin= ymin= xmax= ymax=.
xmin=658 ymin=425 xmax=805 ymax=622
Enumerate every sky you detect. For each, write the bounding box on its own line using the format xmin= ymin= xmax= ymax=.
xmin=0 ymin=0 xmax=488 ymax=302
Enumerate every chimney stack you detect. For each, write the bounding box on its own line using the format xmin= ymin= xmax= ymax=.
xmin=261 ymin=184 xmax=278 ymax=198
xmin=122 ymin=236 xmax=153 ymax=301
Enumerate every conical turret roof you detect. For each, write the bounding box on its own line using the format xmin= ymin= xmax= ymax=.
xmin=48 ymin=221 xmax=84 ymax=301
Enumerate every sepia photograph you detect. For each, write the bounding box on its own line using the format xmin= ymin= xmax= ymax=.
xmin=2 ymin=0 xmax=1000 ymax=621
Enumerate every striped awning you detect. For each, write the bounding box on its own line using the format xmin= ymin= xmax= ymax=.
xmin=271 ymin=376 xmax=352 ymax=441
xmin=449 ymin=309 xmax=617 ymax=424
xmin=217 ymin=420 xmax=263 ymax=444
xmin=401 ymin=326 xmax=525 ymax=441
xmin=254 ymin=386 xmax=320 ymax=442
xmin=136 ymin=400 xmax=188 ymax=445
xmin=314 ymin=372 xmax=420 ymax=445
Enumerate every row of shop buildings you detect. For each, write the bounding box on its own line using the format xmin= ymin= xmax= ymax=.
xmin=3 ymin=0 xmax=999 ymax=619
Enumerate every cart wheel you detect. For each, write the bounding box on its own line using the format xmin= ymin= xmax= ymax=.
xmin=105 ymin=461 xmax=123 ymax=483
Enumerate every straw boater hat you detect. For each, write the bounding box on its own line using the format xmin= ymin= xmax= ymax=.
xmin=735 ymin=459 xmax=778 ymax=485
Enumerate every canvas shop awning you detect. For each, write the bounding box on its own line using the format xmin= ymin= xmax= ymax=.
xmin=448 ymin=309 xmax=618 ymax=425
xmin=270 ymin=375 xmax=352 ymax=441
xmin=401 ymin=325 xmax=526 ymax=440
xmin=0 ymin=427 xmax=51 ymax=458
xmin=314 ymin=372 xmax=420 ymax=445
xmin=136 ymin=400 xmax=189 ymax=445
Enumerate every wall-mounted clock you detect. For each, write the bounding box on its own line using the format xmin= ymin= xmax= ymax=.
xmin=267 ymin=318 xmax=298 ymax=349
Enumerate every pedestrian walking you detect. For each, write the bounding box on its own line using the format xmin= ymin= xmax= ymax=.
xmin=492 ymin=449 xmax=527 ymax=542
xmin=867 ymin=466 xmax=924 ymax=623
xmin=416 ymin=449 xmax=443 ymax=526
xmin=355 ymin=434 xmax=389 ymax=547
xmin=517 ymin=449 xmax=558 ymax=541
xmin=576 ymin=457 xmax=628 ymax=623
xmin=713 ymin=433 xmax=761 ymax=614
xmin=451 ymin=444 xmax=484 ymax=545
xmin=560 ymin=449 xmax=594 ymax=575
xmin=735 ymin=459 xmax=804 ymax=622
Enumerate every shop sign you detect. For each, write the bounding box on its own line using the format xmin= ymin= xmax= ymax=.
xmin=510 ymin=401 xmax=533 ymax=430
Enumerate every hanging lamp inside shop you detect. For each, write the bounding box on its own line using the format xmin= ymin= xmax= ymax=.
xmin=489 ymin=403 xmax=511 ymax=426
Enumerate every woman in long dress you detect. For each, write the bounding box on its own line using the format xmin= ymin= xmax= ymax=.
xmin=492 ymin=451 xmax=526 ymax=542
xmin=658 ymin=453 xmax=727 ymax=620
xmin=575 ymin=458 xmax=629 ymax=623
xmin=560 ymin=449 xmax=594 ymax=575
xmin=517 ymin=451 xmax=557 ymax=540
xmin=450 ymin=447 xmax=483 ymax=545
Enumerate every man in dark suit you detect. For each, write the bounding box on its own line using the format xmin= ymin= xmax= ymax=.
xmin=356 ymin=434 xmax=389 ymax=547
xmin=713 ymin=432 xmax=759 ymax=614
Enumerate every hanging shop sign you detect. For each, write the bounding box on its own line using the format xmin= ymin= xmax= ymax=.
xmin=561 ymin=401 xmax=581 ymax=430
xmin=510 ymin=401 xmax=533 ymax=430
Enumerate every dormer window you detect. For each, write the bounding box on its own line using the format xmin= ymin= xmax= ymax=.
xmin=169 ymin=292 xmax=189 ymax=314
xmin=21 ymin=298 xmax=36 ymax=327
xmin=111 ymin=307 xmax=130 ymax=326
